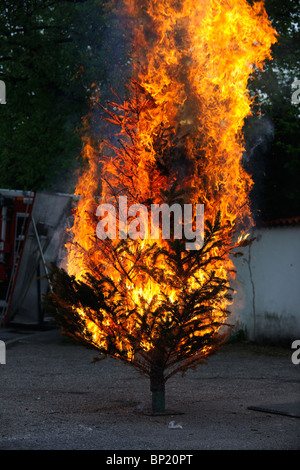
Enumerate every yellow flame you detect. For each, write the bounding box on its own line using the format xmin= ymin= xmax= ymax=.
xmin=66 ymin=0 xmax=277 ymax=357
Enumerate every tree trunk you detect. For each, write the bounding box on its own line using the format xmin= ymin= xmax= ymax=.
xmin=150 ymin=350 xmax=166 ymax=413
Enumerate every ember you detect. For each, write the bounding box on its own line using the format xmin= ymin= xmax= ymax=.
xmin=46 ymin=0 xmax=277 ymax=413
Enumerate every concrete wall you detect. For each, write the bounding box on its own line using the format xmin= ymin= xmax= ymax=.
xmin=231 ymin=225 xmax=300 ymax=344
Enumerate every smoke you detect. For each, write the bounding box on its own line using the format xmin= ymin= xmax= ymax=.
xmin=244 ymin=115 xmax=274 ymax=162
xmin=243 ymin=115 xmax=275 ymax=221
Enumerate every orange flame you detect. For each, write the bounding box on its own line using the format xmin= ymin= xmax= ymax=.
xmin=66 ymin=0 xmax=277 ymax=358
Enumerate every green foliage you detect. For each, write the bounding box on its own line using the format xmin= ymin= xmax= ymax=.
xmin=0 ymin=0 xmax=129 ymax=191
xmin=245 ymin=0 xmax=300 ymax=220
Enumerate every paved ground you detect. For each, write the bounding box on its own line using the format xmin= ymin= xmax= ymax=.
xmin=0 ymin=326 xmax=299 ymax=451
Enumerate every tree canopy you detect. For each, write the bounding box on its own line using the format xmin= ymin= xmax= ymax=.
xmin=0 ymin=0 xmax=129 ymax=191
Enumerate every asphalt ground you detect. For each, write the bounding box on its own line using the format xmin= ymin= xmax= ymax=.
xmin=0 ymin=326 xmax=299 ymax=456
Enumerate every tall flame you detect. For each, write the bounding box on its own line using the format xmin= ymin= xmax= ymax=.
xmin=65 ymin=0 xmax=277 ymax=357
xmin=123 ymin=0 xmax=276 ymax=221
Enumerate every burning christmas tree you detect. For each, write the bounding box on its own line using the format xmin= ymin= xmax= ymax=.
xmin=45 ymin=0 xmax=277 ymax=413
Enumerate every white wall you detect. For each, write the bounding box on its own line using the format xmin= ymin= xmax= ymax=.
xmin=231 ymin=225 xmax=300 ymax=344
